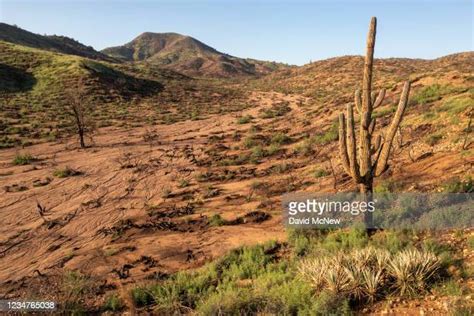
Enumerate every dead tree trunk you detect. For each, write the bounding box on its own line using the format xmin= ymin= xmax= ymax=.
xmin=72 ymin=104 xmax=86 ymax=148
xmin=338 ymin=17 xmax=411 ymax=230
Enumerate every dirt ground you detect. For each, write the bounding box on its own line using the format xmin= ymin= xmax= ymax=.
xmin=0 ymin=91 xmax=472 ymax=314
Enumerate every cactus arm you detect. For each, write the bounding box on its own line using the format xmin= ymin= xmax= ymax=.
xmin=338 ymin=113 xmax=351 ymax=175
xmin=347 ymin=103 xmax=362 ymax=182
xmin=371 ymin=134 xmax=382 ymax=155
xmin=369 ymin=118 xmax=376 ymax=135
xmin=355 ymin=89 xmax=362 ymax=115
xmin=375 ymin=81 xmax=411 ymax=176
xmin=373 ymin=89 xmax=386 ymax=109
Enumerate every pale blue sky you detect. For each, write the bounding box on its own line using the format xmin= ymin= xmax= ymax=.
xmin=0 ymin=0 xmax=472 ymax=65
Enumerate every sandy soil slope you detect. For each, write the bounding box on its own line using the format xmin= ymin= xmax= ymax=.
xmin=0 ymin=90 xmax=472 ymax=313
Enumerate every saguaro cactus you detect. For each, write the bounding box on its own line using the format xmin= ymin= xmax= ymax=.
xmin=338 ymin=17 xmax=411 ymax=226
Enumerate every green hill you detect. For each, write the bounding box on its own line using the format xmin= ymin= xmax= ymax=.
xmin=102 ymin=32 xmax=290 ymax=78
xmin=0 ymin=22 xmax=117 ymax=62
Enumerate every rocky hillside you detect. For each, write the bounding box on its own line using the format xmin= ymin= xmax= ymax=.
xmin=253 ymin=52 xmax=474 ymax=101
xmin=102 ymin=32 xmax=288 ymax=77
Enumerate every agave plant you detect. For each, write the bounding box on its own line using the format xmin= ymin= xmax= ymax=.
xmin=388 ymin=248 xmax=441 ymax=296
xmin=298 ymin=257 xmax=328 ymax=291
xmin=343 ymin=264 xmax=366 ymax=301
xmin=324 ymin=264 xmax=353 ymax=293
xmin=361 ymin=268 xmax=384 ymax=302
xmin=299 ymin=247 xmax=441 ymax=301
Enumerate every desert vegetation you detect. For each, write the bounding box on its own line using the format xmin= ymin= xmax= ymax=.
xmin=0 ymin=14 xmax=472 ymax=315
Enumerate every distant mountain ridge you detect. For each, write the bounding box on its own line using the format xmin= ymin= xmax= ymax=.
xmin=0 ymin=23 xmax=117 ymax=62
xmin=101 ymin=32 xmax=289 ymax=77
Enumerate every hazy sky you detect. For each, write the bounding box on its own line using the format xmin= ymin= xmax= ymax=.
xmin=0 ymin=0 xmax=472 ymax=65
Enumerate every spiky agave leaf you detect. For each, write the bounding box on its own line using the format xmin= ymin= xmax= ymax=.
xmin=388 ymin=248 xmax=441 ymax=296
xmin=361 ymin=268 xmax=384 ymax=302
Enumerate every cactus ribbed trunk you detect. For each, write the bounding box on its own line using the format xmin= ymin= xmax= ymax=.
xmin=338 ymin=17 xmax=411 ymax=232
xmin=359 ymin=180 xmax=373 ymax=229
xmin=359 ymin=17 xmax=376 ymax=178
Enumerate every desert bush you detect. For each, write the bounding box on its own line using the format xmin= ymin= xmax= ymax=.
xmin=53 ymin=166 xmax=82 ymax=178
xmin=250 ymin=145 xmax=267 ymax=163
xmin=103 ymin=294 xmax=124 ymax=312
xmin=0 ymin=136 xmax=21 ymax=148
xmin=266 ymin=143 xmax=281 ymax=156
xmin=442 ymin=177 xmax=473 ymax=193
xmin=411 ymin=84 xmax=444 ymax=105
xmin=243 ymin=136 xmax=258 ymax=149
xmin=438 ymin=96 xmax=472 ymax=115
xmin=131 ymin=287 xmax=153 ymax=307
xmin=468 ymin=236 xmax=474 ymax=250
xmin=208 ymin=214 xmax=225 ymax=227
xmin=178 ymin=179 xmax=190 ymax=188
xmin=425 ymin=133 xmax=443 ymax=146
xmin=287 ymin=228 xmax=327 ymax=256
xmin=314 ymin=121 xmax=339 ymax=145
xmin=271 ymin=132 xmax=292 ymax=145
xmin=295 ymin=136 xmax=317 ymax=156
xmin=62 ymin=270 xmax=91 ymax=313
xmin=270 ymin=162 xmax=292 ymax=174
xmin=12 ymin=153 xmax=36 ymax=165
xmin=372 ymin=106 xmax=396 ymax=118
xmin=370 ymin=231 xmax=414 ymax=254
xmin=259 ymin=102 xmax=291 ymax=119
xmin=374 ymin=180 xmax=397 ymax=193
xmin=237 ymin=115 xmax=253 ymax=124
xmin=314 ymin=168 xmax=329 ymax=178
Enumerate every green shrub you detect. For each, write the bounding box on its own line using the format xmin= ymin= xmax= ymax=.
xmin=468 ymin=236 xmax=474 ymax=250
xmin=320 ymin=228 xmax=369 ymax=252
xmin=103 ymin=294 xmax=124 ymax=312
xmin=208 ymin=214 xmax=225 ymax=227
xmin=442 ymin=177 xmax=473 ymax=193
xmin=260 ymin=103 xmax=291 ymax=119
xmin=13 ymin=153 xmax=36 ymax=165
xmin=314 ymin=122 xmax=338 ymax=145
xmin=178 ymin=179 xmax=189 ymax=188
xmin=371 ymin=231 xmax=414 ymax=253
xmin=295 ymin=137 xmax=316 ymax=156
xmin=53 ymin=166 xmax=82 ymax=178
xmin=311 ymin=291 xmax=351 ymax=315
xmin=131 ymin=287 xmax=153 ymax=307
xmin=425 ymin=133 xmax=443 ymax=146
xmin=250 ymin=145 xmax=267 ymax=163
xmin=438 ymin=96 xmax=472 ymax=115
xmin=411 ymin=84 xmax=443 ymax=105
xmin=374 ymin=180 xmax=396 ymax=193
xmin=287 ymin=228 xmax=326 ymax=256
xmin=433 ymin=279 xmax=465 ymax=296
xmin=243 ymin=136 xmax=258 ymax=149
xmin=270 ymin=163 xmax=292 ymax=174
xmin=314 ymin=168 xmax=329 ymax=178
xmin=237 ymin=115 xmax=253 ymax=124
xmin=266 ymin=143 xmax=281 ymax=156
xmin=271 ymin=133 xmax=292 ymax=145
